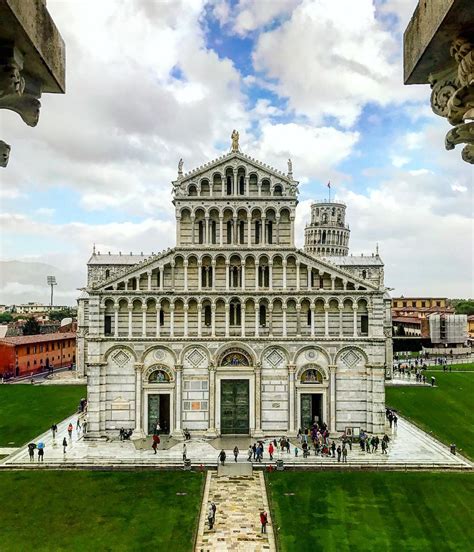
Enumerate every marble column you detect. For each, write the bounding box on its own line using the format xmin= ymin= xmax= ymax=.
xmin=296 ymin=261 xmax=301 ymax=291
xmin=268 ymin=304 xmax=273 ymax=337
xmin=198 ymin=260 xmax=202 ymax=292
xmin=296 ymin=304 xmax=301 ymax=337
xmin=128 ymin=305 xmax=133 ymax=338
xmin=141 ymin=305 xmax=147 ymax=337
xmin=147 ymin=271 xmax=152 ymax=291
xmin=211 ymin=260 xmax=216 ymax=291
xmin=171 ymin=262 xmax=175 ymax=290
xmin=206 ymin=366 xmax=217 ymax=436
xmin=134 ymin=363 xmax=145 ymax=437
xmin=219 ymin=215 xmax=224 ymax=246
xmin=353 ymin=305 xmax=358 ymax=337
xmin=275 ymin=215 xmax=280 ymax=245
xmin=324 ymin=304 xmax=329 ymax=337
xmin=310 ymin=303 xmax=315 ymax=337
xmin=339 ymin=305 xmax=344 ymax=337
xmin=247 ymin=214 xmax=252 ymax=246
xmin=176 ymin=216 xmax=181 ymax=244
xmin=184 ymin=303 xmax=189 ymax=337
xmin=254 ymin=305 xmax=259 ymax=337
xmin=197 ymin=303 xmax=202 ymax=338
xmin=282 ymin=305 xmax=287 ymax=337
xmin=241 ymin=260 xmax=246 ymax=291
xmin=245 ymin=175 xmax=250 ymax=197
xmin=183 ymin=260 xmax=188 ymax=291
xmin=282 ymin=259 xmax=287 ymax=289
xmin=331 ymin=276 xmax=336 ymax=291
xmin=254 ymin=364 xmax=263 ymax=437
xmin=211 ymin=303 xmax=216 ymax=337
xmin=225 ymin=260 xmax=230 ymax=291
xmin=269 ymin=261 xmax=273 ymax=291
xmin=225 ymin=303 xmax=230 ymax=337
xmin=288 ymin=364 xmax=296 ymax=433
xmin=329 ymin=364 xmax=337 ymax=432
xmin=169 ymin=304 xmax=175 ymax=338
xmin=174 ymin=365 xmax=182 ymax=433
xmin=290 ymin=214 xmax=295 ymax=245
xmin=159 ymin=267 xmax=163 ymax=291
xmin=241 ymin=304 xmax=246 ymax=337
xmin=191 ymin=216 xmax=195 ymax=245
xmin=261 ymin=215 xmax=266 ymax=245
xmin=114 ymin=306 xmax=119 ymax=338
xmin=255 ymin=262 xmax=259 ymax=291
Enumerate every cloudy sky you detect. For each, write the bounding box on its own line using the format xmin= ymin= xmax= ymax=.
xmin=1 ymin=0 xmax=472 ymax=305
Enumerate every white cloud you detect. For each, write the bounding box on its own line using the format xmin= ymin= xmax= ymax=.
xmin=252 ymin=0 xmax=425 ymax=127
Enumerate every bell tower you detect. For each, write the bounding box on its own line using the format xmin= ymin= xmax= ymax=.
xmin=304 ymin=200 xmax=350 ymax=257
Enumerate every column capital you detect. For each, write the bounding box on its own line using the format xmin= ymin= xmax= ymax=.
xmin=134 ymin=362 xmax=144 ymax=372
xmin=175 ymin=364 xmax=183 ymax=372
xmin=141 ymin=305 xmax=147 ymax=312
xmin=288 ymin=363 xmax=296 ymax=372
xmin=183 ymin=259 xmax=188 ymax=266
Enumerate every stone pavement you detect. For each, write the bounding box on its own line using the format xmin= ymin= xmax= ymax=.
xmin=195 ymin=469 xmax=275 ymax=552
xmin=1 ymin=415 xmax=471 ymax=469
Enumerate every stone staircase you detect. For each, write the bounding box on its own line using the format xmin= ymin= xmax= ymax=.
xmin=195 ymin=465 xmax=276 ymax=552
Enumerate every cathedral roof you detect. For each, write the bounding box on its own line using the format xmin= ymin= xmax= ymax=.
xmin=322 ymin=255 xmax=384 ymax=267
xmin=179 ymin=151 xmax=293 ymax=184
xmin=88 ymin=253 xmax=153 ymax=265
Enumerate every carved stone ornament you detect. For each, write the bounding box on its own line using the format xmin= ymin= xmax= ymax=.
xmin=429 ymin=37 xmax=474 ymax=164
xmin=231 ymin=129 xmax=240 ymax=152
xmin=0 ymin=141 xmax=11 ymax=168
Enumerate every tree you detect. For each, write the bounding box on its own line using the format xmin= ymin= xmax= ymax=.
xmin=0 ymin=312 xmax=13 ymax=323
xmin=453 ymin=300 xmax=474 ymax=316
xmin=23 ymin=317 xmax=41 ymax=335
xmin=48 ymin=308 xmax=76 ymax=321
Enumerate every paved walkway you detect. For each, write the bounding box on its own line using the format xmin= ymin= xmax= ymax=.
xmin=195 ymin=470 xmax=275 ymax=552
xmin=1 ymin=415 xmax=470 ymax=469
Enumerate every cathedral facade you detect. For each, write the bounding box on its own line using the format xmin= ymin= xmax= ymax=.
xmin=78 ymin=136 xmax=392 ymax=439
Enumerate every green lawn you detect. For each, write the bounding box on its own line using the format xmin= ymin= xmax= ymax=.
xmin=426 ymin=362 xmax=474 ymax=371
xmin=0 ymin=471 xmax=204 ymax=552
xmin=0 ymin=385 xmax=86 ymax=446
xmin=267 ymin=472 xmax=474 ymax=552
xmin=386 ymin=371 xmax=474 ymax=459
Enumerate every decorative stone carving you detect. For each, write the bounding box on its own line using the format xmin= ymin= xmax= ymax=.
xmin=264 ymin=348 xmax=285 ymax=368
xmin=340 ymin=349 xmax=361 ymax=369
xmin=112 ymin=350 xmax=130 ymax=367
xmin=0 ymin=140 xmax=10 ymax=167
xmin=153 ymin=349 xmax=165 ymax=361
xmin=429 ymin=37 xmax=474 ymax=164
xmin=178 ymin=158 xmax=183 ymax=177
xmin=186 ymin=347 xmax=207 ymax=368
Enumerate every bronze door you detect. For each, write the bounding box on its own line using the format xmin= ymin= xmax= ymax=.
xmin=221 ymin=380 xmax=249 ymax=434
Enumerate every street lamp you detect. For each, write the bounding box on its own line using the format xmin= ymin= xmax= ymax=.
xmin=47 ymin=276 xmax=57 ymax=307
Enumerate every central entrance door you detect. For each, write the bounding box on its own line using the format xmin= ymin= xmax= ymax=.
xmin=221 ymin=380 xmax=249 ymax=434
xmin=300 ymin=393 xmax=323 ymax=430
xmin=147 ymin=394 xmax=170 ymax=435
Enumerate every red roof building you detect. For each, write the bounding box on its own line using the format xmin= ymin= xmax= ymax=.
xmin=0 ymin=332 xmax=76 ymax=378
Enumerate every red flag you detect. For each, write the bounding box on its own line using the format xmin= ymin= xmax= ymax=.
xmin=327 ymin=181 xmax=331 ymax=188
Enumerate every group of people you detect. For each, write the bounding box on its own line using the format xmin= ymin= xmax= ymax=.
xmin=385 ymin=408 xmax=398 ymax=428
xmin=206 ymin=500 xmax=268 ymax=535
xmin=27 ymin=417 xmax=83 ymax=461
xmin=359 ymin=430 xmax=390 ymax=454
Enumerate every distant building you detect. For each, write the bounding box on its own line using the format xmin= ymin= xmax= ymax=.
xmin=391 ymin=297 xmax=454 ymax=323
xmin=13 ymin=303 xmax=71 ymax=315
xmin=429 ymin=314 xmax=468 ymax=345
xmin=392 ymin=316 xmax=422 ymax=337
xmin=0 ymin=332 xmax=76 ymax=378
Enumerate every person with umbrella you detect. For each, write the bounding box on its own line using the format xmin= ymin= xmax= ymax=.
xmin=37 ymin=441 xmax=45 ymax=462
xmin=27 ymin=442 xmax=36 ymax=462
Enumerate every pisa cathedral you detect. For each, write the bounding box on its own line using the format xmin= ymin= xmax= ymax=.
xmin=78 ymin=134 xmax=392 ymax=439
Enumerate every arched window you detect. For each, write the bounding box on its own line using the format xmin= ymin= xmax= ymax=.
xmin=198 ymin=221 xmax=204 ymax=244
xmin=267 ymin=221 xmax=273 ymax=244
xmin=239 ymin=176 xmax=245 ymax=195
xmin=307 ymin=309 xmax=312 ymax=325
xmin=204 ymin=305 xmax=212 ymax=326
xmin=322 ymin=213 xmax=328 ymax=223
xmin=220 ymin=350 xmax=250 ymax=366
xmin=331 ymin=207 xmax=335 ymax=216
xmin=322 ymin=230 xmax=326 ymax=244
xmin=210 ymin=220 xmax=217 ymax=244
xmin=255 ymin=220 xmax=261 ymax=244
xmin=274 ymin=185 xmax=282 ymax=196
xmin=148 ymin=369 xmax=170 ymax=383
xmin=230 ymin=301 xmax=241 ymax=325
xmin=259 ymin=304 xmax=267 ymax=327
xmin=226 ymin=176 xmax=232 ymax=195
xmin=159 ymin=310 xmax=165 ymax=326
xmin=239 ymin=220 xmax=245 ymax=244
xmin=226 ymin=220 xmax=233 ymax=244
xmin=188 ymin=185 xmax=197 ymax=196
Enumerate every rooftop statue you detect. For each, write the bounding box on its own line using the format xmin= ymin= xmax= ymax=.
xmin=231 ymin=129 xmax=240 ymax=152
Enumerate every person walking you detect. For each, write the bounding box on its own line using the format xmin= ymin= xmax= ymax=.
xmin=82 ymin=419 xmax=88 ymax=434
xmin=208 ymin=504 xmax=214 ymax=530
xmin=247 ymin=445 xmax=253 ymax=462
xmin=337 ymin=445 xmax=342 ymax=462
xmin=183 ymin=443 xmax=187 ymax=461
xmin=342 ymin=445 xmax=348 ymax=463
xmin=152 ymin=433 xmax=160 ymax=454
xmin=233 ymin=446 xmax=239 ymax=462
xmin=331 ymin=441 xmax=336 ymax=458
xmin=67 ymin=423 xmax=73 ymax=439
xmin=260 ymin=510 xmax=268 ymax=534
xmin=37 ymin=441 xmax=44 ymax=462
xmin=76 ymin=418 xmax=81 ymax=431
xmin=211 ymin=502 xmax=216 ymax=524
xmin=252 ymin=442 xmax=257 ymax=461
xmin=51 ymin=424 xmax=58 ymax=439
xmin=268 ymin=442 xmax=274 ymax=461
xmin=218 ymin=449 xmax=226 ymax=466
xmin=431 ymin=376 xmax=436 ymax=387
xmin=27 ymin=442 xmax=36 ymax=462
xmin=62 ymin=437 xmax=68 ymax=454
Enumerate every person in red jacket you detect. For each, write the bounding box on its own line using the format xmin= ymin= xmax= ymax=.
xmin=268 ymin=442 xmax=274 ymax=461
xmin=260 ymin=510 xmax=268 ymax=534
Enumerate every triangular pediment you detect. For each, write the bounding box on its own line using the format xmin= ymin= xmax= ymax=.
xmin=177 ymin=151 xmax=294 ymax=186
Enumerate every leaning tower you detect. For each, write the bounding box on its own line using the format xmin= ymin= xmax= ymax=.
xmin=304 ymin=200 xmax=350 ymax=256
